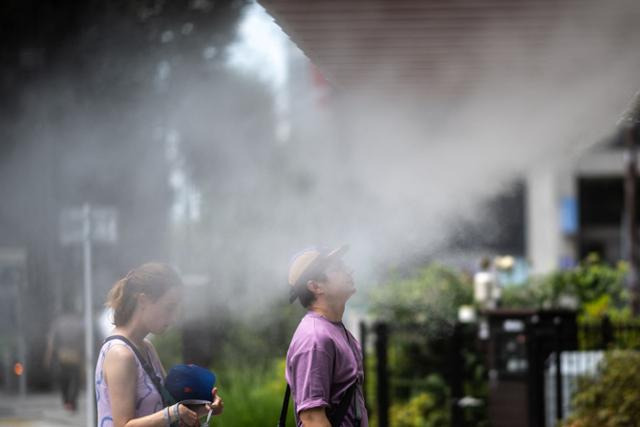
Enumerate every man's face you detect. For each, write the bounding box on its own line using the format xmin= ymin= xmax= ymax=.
xmin=320 ymin=258 xmax=356 ymax=302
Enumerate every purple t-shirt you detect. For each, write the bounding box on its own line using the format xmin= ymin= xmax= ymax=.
xmin=286 ymin=312 xmax=368 ymax=427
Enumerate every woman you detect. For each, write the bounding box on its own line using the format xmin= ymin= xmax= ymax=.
xmin=95 ymin=262 xmax=223 ymax=426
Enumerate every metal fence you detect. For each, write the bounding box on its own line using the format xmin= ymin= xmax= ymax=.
xmin=542 ymin=316 xmax=640 ymax=427
xmin=364 ymin=313 xmax=640 ymax=427
xmin=362 ymin=321 xmax=485 ymax=427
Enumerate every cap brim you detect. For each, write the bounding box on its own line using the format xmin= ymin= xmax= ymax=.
xmin=326 ymin=244 xmax=349 ymax=259
xmin=180 ymin=399 xmax=211 ymax=405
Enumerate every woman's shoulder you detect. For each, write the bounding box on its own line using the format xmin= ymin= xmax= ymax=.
xmin=103 ymin=342 xmax=137 ymax=365
xmin=102 ymin=343 xmax=139 ymax=382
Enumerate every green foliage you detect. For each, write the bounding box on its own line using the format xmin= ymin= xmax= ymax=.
xmin=368 ymin=264 xmax=488 ymax=426
xmin=390 ymin=390 xmax=449 ymax=427
xmin=501 ymin=255 xmax=628 ymax=318
xmin=211 ymin=358 xmax=295 ymax=427
xmin=563 ymin=351 xmax=640 ymax=427
xmin=150 ymin=328 xmax=183 ymax=369
xmin=369 ymin=264 xmax=473 ymax=327
xmin=151 ymin=298 xmax=302 ymax=426
xmin=214 ymin=298 xmax=303 ymax=367
xmin=500 ymin=282 xmax=546 ymax=309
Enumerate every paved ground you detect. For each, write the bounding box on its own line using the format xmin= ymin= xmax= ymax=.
xmin=0 ymin=391 xmax=86 ymax=426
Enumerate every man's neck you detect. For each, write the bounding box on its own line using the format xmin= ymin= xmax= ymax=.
xmin=310 ymin=299 xmax=346 ymax=323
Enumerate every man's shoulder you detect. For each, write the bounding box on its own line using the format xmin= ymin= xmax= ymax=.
xmin=289 ymin=314 xmax=336 ymax=353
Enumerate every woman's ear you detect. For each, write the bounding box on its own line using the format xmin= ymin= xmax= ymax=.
xmin=137 ymin=293 xmax=151 ymax=310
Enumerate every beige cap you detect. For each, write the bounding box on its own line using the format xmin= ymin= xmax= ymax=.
xmin=288 ymin=245 xmax=348 ymax=302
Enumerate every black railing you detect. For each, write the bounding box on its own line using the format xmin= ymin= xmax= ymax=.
xmin=363 ymin=320 xmax=484 ymax=427
xmin=530 ymin=314 xmax=640 ymax=427
xmin=364 ymin=313 xmax=640 ymax=427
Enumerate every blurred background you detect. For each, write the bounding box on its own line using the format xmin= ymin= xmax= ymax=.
xmin=2 ymin=0 xmax=640 ymax=426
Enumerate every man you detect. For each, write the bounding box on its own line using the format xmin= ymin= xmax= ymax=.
xmin=286 ymin=246 xmax=368 ymax=427
xmin=44 ymin=311 xmax=84 ymax=411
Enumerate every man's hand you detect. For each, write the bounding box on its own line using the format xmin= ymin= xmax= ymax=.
xmin=298 ymin=407 xmax=331 ymax=427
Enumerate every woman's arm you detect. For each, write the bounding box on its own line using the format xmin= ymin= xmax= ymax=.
xmin=103 ymin=345 xmax=198 ymax=427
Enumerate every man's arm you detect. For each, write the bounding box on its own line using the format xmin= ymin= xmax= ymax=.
xmin=288 ymin=348 xmax=334 ymax=427
xmin=298 ymin=407 xmax=331 ymax=427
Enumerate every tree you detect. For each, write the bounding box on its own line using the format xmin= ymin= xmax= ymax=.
xmin=0 ymin=0 xmax=251 ymax=388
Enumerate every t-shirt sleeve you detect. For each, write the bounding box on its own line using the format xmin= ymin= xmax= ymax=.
xmin=288 ymin=346 xmax=334 ymax=414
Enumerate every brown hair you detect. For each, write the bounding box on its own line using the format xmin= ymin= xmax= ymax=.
xmin=296 ymin=271 xmax=328 ymax=308
xmin=106 ymin=262 xmax=183 ymax=327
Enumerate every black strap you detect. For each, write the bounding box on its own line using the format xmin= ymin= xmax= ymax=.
xmin=327 ymin=381 xmax=358 ymax=427
xmin=278 ymin=381 xmax=357 ymax=427
xmin=278 ymin=384 xmax=291 ymax=427
xmin=104 ymin=335 xmax=176 ymax=406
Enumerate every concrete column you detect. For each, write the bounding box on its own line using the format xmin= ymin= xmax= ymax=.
xmin=526 ymin=169 xmax=562 ymax=274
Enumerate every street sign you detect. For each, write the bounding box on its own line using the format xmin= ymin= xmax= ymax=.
xmin=59 ymin=204 xmax=117 ymax=426
xmin=59 ymin=206 xmax=118 ymax=245
xmin=91 ymin=208 xmax=118 ymax=243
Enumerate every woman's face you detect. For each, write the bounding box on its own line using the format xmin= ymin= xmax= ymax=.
xmin=141 ymin=287 xmax=182 ymax=334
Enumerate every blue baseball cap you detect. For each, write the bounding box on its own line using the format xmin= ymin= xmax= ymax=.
xmin=165 ymin=364 xmax=216 ymax=403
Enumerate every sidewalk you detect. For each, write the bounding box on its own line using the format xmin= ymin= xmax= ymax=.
xmin=0 ymin=391 xmax=86 ymax=426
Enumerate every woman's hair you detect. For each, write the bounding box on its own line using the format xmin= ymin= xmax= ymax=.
xmin=106 ymin=262 xmax=183 ymax=327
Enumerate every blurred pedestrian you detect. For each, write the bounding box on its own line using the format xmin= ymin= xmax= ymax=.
xmin=44 ymin=310 xmax=84 ymax=411
xmin=284 ymin=246 xmax=368 ymax=426
xmin=95 ymin=262 xmax=223 ymax=427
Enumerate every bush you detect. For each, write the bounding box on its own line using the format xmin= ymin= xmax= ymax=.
xmin=563 ymin=351 xmax=640 ymax=427
xmin=368 ymin=264 xmax=488 ymax=426
xmin=210 ymin=358 xmax=295 ymax=427
xmin=151 ymin=328 xmax=183 ymax=368
xmin=150 ymin=300 xmax=302 ymax=426
xmin=501 ymin=255 xmax=628 ymax=318
xmin=369 ymin=263 xmax=473 ymax=329
xmin=390 ymin=391 xmax=449 ymax=427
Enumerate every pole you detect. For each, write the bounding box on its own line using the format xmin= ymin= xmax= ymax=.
xmin=621 ymin=92 xmax=640 ymax=316
xmin=15 ymin=283 xmax=26 ymax=398
xmin=624 ymin=127 xmax=640 ymax=316
xmin=554 ymin=317 xmax=563 ymax=423
xmin=83 ymin=203 xmax=95 ymax=426
xmin=374 ymin=322 xmax=389 ymax=427
xmin=359 ymin=321 xmax=368 ymax=413
xmin=526 ymin=315 xmax=541 ymax=427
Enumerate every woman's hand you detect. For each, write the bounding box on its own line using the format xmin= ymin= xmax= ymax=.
xmin=176 ymin=403 xmax=199 ymax=426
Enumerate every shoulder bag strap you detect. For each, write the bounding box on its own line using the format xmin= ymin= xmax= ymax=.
xmin=327 ymin=381 xmax=357 ymax=427
xmin=279 ymin=381 xmax=355 ymax=427
xmin=278 ymin=383 xmax=291 ymax=427
xmin=104 ymin=335 xmax=176 ymax=406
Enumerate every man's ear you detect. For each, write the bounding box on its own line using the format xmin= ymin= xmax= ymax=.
xmin=306 ymin=280 xmax=324 ymax=296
